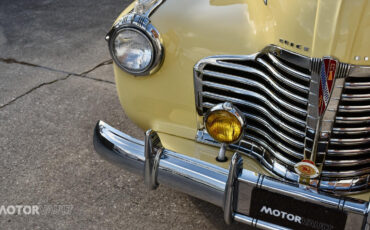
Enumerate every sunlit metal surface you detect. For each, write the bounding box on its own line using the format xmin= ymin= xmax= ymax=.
xmin=194 ymin=45 xmax=370 ymax=193
xmin=93 ymin=120 xmax=370 ymax=229
xmin=106 ymin=11 xmax=164 ymax=75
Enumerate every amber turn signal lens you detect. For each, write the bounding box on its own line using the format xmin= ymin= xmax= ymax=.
xmin=205 ymin=110 xmax=242 ymax=144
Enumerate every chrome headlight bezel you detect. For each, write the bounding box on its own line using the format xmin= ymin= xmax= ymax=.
xmin=106 ymin=14 xmax=164 ymax=76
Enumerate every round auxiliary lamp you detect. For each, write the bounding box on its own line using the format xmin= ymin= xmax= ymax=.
xmin=204 ymin=102 xmax=245 ymax=162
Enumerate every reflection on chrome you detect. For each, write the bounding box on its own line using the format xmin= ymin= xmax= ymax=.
xmin=194 ymin=46 xmax=370 ymax=193
xmin=94 ymin=120 xmax=370 ymax=229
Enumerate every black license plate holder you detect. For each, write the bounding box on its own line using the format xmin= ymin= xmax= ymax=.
xmin=249 ymin=188 xmax=347 ymax=230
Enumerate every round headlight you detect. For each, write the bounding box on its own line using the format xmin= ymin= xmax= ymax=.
xmin=107 ymin=14 xmax=164 ymax=76
xmin=205 ymin=102 xmax=244 ymax=144
xmin=112 ymin=28 xmax=154 ymax=73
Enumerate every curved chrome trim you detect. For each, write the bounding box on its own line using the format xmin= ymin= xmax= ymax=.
xmin=196 ymin=130 xmax=370 ymax=193
xmin=339 ymin=105 xmax=370 ymax=112
xmin=202 ymin=91 xmax=306 ymax=128
xmin=205 ymin=102 xmax=305 ymax=137
xmin=244 ymin=113 xmax=305 ymax=138
xmin=335 ymin=116 xmax=370 ymax=123
xmin=196 ymin=130 xmax=298 ymax=179
xmin=256 ymin=58 xmax=309 ymax=93
xmin=107 ymin=13 xmax=164 ymax=76
xmin=248 ymin=125 xmax=303 ymax=155
xmin=324 ymin=158 xmax=370 ymax=167
xmin=194 ymin=46 xmax=370 ymax=193
xmin=203 ymin=102 xmax=305 ymax=139
xmin=202 ymin=71 xmax=307 ymax=116
xmin=318 ymin=175 xmax=370 ymax=193
xmin=266 ymin=53 xmax=311 ymax=81
xmin=345 ymin=82 xmax=370 ymax=89
xmin=247 ymin=114 xmax=305 ymax=146
xmin=330 ymin=137 xmax=370 ymax=145
xmin=132 ymin=0 xmax=165 ymax=17
xmin=143 ymin=0 xmax=165 ymax=17
xmin=208 ymin=60 xmax=308 ymax=105
xmin=94 ymin=122 xmax=369 ymax=228
xmin=223 ymin=153 xmax=243 ymax=225
xmin=262 ymin=45 xmax=311 ymax=70
xmin=328 ymin=148 xmax=370 ymax=157
xmin=152 ymin=148 xmax=163 ymax=186
xmin=245 ymin=134 xmax=300 ymax=165
xmin=342 ymin=93 xmax=370 ymax=101
xmin=202 ymin=80 xmax=307 ymax=117
xmin=322 ymin=167 xmax=370 ymax=178
xmin=333 ymin=126 xmax=370 ymax=135
xmin=94 ymin=120 xmax=228 ymax=207
xmin=144 ymin=129 xmax=162 ymax=190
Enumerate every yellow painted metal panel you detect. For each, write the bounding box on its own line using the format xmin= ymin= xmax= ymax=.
xmin=113 ymin=0 xmax=370 ymax=200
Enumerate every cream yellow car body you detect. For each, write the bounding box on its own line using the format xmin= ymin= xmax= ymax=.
xmin=113 ymin=0 xmax=370 ymax=201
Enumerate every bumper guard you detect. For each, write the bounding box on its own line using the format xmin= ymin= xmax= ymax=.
xmin=93 ymin=120 xmax=370 ymax=230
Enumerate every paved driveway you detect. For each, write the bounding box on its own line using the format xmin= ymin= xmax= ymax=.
xmin=0 ymin=0 xmax=246 ymax=229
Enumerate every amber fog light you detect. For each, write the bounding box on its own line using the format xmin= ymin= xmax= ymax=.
xmin=205 ymin=102 xmax=244 ymax=144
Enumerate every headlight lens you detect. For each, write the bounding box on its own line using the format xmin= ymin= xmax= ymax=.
xmin=205 ymin=103 xmax=244 ymax=144
xmin=107 ymin=13 xmax=164 ymax=76
xmin=112 ymin=29 xmax=153 ymax=73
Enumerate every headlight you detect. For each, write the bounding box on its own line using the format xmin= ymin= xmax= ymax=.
xmin=205 ymin=102 xmax=245 ymax=144
xmin=113 ymin=29 xmax=154 ymax=73
xmin=107 ymin=14 xmax=164 ymax=76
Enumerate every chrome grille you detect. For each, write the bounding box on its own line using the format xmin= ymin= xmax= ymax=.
xmin=194 ymin=46 xmax=370 ymax=193
xmin=194 ymin=46 xmax=311 ymax=175
xmin=323 ymin=67 xmax=370 ymax=185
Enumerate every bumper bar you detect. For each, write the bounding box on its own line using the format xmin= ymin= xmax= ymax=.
xmin=93 ymin=120 xmax=370 ymax=229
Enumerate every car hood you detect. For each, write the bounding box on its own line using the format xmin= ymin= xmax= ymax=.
xmin=152 ymin=0 xmax=370 ymax=65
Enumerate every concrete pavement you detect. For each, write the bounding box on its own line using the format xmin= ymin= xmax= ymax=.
xmin=0 ymin=0 xmax=246 ymax=229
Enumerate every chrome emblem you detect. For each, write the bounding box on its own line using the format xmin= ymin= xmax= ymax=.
xmin=319 ymin=57 xmax=338 ymax=116
xmin=296 ymin=57 xmax=338 ymax=180
xmin=294 ymin=160 xmax=320 ymax=179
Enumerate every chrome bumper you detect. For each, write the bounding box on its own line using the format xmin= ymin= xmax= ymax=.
xmin=93 ymin=120 xmax=370 ymax=230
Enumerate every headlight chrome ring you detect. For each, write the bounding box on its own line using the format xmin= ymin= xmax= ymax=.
xmin=106 ymin=13 xmax=164 ymax=76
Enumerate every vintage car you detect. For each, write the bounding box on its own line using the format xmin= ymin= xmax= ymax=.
xmin=93 ymin=0 xmax=370 ymax=229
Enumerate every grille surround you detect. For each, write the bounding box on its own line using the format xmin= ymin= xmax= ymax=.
xmin=194 ymin=45 xmax=370 ymax=194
